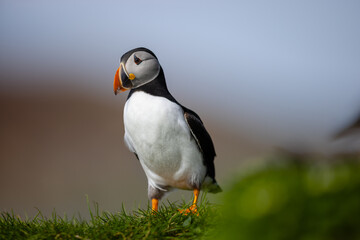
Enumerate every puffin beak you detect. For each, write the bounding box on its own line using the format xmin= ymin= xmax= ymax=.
xmin=114 ymin=64 xmax=132 ymax=95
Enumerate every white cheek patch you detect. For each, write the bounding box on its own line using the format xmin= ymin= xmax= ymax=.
xmin=138 ymin=59 xmax=160 ymax=80
xmin=125 ymin=53 xmax=161 ymax=87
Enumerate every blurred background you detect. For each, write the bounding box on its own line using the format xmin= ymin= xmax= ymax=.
xmin=1 ymin=0 xmax=360 ymax=218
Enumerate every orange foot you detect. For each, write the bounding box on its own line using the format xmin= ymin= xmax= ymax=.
xmin=178 ymin=189 xmax=200 ymax=215
xmin=178 ymin=204 xmax=198 ymax=215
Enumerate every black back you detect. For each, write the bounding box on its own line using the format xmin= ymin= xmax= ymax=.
xmin=183 ymin=107 xmax=217 ymax=180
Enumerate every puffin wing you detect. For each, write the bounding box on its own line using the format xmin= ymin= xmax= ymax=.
xmin=124 ymin=132 xmax=139 ymax=160
xmin=183 ymin=107 xmax=216 ymax=179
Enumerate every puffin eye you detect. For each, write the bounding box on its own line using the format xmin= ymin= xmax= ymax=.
xmin=134 ymin=54 xmax=142 ymax=65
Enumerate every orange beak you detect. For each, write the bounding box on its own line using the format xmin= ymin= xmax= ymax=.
xmin=113 ymin=67 xmax=128 ymax=95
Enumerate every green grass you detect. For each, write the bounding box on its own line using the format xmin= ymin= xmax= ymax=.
xmin=0 ymin=196 xmax=219 ymax=240
xmin=3 ymin=155 xmax=360 ymax=240
xmin=215 ymin=155 xmax=360 ymax=240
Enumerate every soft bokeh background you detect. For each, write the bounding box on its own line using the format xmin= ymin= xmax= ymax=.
xmin=1 ymin=0 xmax=360 ymax=218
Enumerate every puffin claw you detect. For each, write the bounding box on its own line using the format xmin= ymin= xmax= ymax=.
xmin=178 ymin=204 xmax=198 ymax=216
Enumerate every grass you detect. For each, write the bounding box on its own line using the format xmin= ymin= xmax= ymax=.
xmin=2 ymin=154 xmax=360 ymax=239
xmin=0 ymin=195 xmax=219 ymax=240
xmin=215 ymin=155 xmax=360 ymax=240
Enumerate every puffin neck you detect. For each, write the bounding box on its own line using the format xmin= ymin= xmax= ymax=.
xmin=127 ymin=67 xmax=178 ymax=104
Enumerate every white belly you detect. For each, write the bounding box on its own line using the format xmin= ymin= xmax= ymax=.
xmin=123 ymin=91 xmax=205 ymax=190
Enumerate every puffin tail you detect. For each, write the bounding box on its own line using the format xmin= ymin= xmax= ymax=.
xmin=208 ymin=182 xmax=222 ymax=193
xmin=202 ymin=177 xmax=222 ymax=193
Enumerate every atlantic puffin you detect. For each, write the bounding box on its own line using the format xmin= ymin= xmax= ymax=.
xmin=114 ymin=47 xmax=221 ymax=213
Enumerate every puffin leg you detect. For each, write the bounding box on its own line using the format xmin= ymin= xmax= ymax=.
xmin=152 ymin=198 xmax=159 ymax=212
xmin=148 ymin=185 xmax=166 ymax=213
xmin=179 ymin=188 xmax=200 ymax=215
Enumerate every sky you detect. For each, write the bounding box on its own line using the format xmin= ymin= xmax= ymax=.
xmin=1 ymin=0 xmax=360 ymax=152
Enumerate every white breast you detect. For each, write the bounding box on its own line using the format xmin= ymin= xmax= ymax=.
xmin=123 ymin=91 xmax=205 ymax=190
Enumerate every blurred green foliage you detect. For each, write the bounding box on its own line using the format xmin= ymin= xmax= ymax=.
xmin=216 ymin=156 xmax=360 ymax=240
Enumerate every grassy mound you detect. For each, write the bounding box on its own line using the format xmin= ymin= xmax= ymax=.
xmin=0 ymin=198 xmax=219 ymax=240
xmin=2 ymin=155 xmax=360 ymax=239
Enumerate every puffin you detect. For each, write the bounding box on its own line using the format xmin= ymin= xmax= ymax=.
xmin=113 ymin=47 xmax=221 ymax=213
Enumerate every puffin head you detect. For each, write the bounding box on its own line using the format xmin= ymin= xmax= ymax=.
xmin=114 ymin=47 xmax=161 ymax=95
